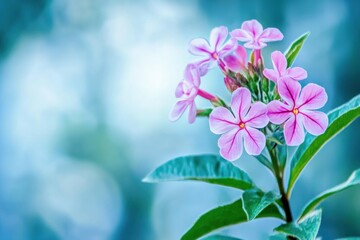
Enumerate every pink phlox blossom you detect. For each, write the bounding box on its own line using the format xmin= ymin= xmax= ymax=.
xmin=223 ymin=45 xmax=247 ymax=73
xmin=169 ymin=64 xmax=200 ymax=123
xmin=267 ymin=79 xmax=328 ymax=146
xmin=209 ymin=88 xmax=269 ymax=161
xmin=189 ymin=26 xmax=237 ymax=75
xmin=263 ymin=51 xmax=307 ymax=83
xmin=231 ymin=19 xmax=283 ymax=49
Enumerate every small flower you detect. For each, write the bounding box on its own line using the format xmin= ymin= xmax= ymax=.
xmin=231 ymin=19 xmax=283 ymax=49
xmin=188 ymin=26 xmax=237 ymax=74
xmin=268 ymin=79 xmax=328 ymax=146
xmin=169 ymin=64 xmax=200 ymax=123
xmin=223 ymin=45 xmax=247 ymax=73
xmin=263 ymin=51 xmax=307 ymax=83
xmin=209 ymin=88 xmax=269 ymax=161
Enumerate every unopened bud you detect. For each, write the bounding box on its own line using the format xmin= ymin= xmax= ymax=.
xmin=224 ymin=76 xmax=239 ymax=93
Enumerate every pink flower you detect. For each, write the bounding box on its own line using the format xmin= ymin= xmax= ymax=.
xmin=268 ymin=80 xmax=329 ymax=146
xmin=223 ymin=45 xmax=247 ymax=72
xmin=263 ymin=51 xmax=307 ymax=83
xmin=209 ymin=88 xmax=269 ymax=161
xmin=170 ymin=64 xmax=218 ymax=124
xmin=231 ymin=19 xmax=283 ymax=50
xmin=188 ymin=26 xmax=237 ymax=74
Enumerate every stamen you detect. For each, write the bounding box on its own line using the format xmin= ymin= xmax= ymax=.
xmin=212 ymin=52 xmax=219 ymax=59
xmin=293 ymin=108 xmax=299 ymax=115
xmin=239 ymin=122 xmax=245 ymax=129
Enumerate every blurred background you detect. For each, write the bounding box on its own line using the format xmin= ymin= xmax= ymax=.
xmin=0 ymin=0 xmax=359 ymax=239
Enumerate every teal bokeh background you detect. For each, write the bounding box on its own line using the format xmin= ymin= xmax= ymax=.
xmin=0 ymin=0 xmax=359 ymax=239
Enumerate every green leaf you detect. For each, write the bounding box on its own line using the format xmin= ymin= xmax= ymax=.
xmin=300 ymin=169 xmax=360 ymax=219
xmin=242 ymin=189 xmax=281 ymax=220
xmin=254 ymin=154 xmax=274 ymax=173
xmin=143 ymin=154 xmax=255 ymax=190
xmin=288 ymin=94 xmax=360 ymax=196
xmin=182 ymin=198 xmax=284 ymax=240
xmin=274 ymin=209 xmax=322 ymax=240
xmin=200 ymin=235 xmax=243 ymax=240
xmin=284 ymin=32 xmax=310 ymax=66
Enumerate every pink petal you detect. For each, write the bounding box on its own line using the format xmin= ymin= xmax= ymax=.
xmin=286 ymin=67 xmax=307 ymax=81
xmin=188 ymin=101 xmax=197 ymax=124
xmin=263 ymin=69 xmax=279 ymax=82
xmin=244 ymin=102 xmax=269 ymax=128
xmin=301 ymin=110 xmax=328 ymax=135
xmin=210 ymin=26 xmax=228 ymax=51
xmin=271 ymin=51 xmax=287 ymax=76
xmin=192 ymin=59 xmax=211 ymax=76
xmin=244 ymin=41 xmax=266 ymax=49
xmin=218 ymin=38 xmax=237 ymax=57
xmin=230 ymin=29 xmax=252 ymax=42
xmin=284 ymin=115 xmax=305 ymax=146
xmin=175 ymin=82 xmax=184 ymax=98
xmin=188 ymin=38 xmax=211 ymax=56
xmin=267 ymin=100 xmax=292 ymax=124
xmin=260 ymin=28 xmax=284 ymax=42
xmin=298 ymin=83 xmax=328 ymax=110
xmin=231 ymin=87 xmax=251 ymax=121
xmin=184 ymin=64 xmax=200 ymax=87
xmin=169 ymin=100 xmax=189 ymax=122
xmin=209 ymin=107 xmax=238 ymax=134
xmin=223 ymin=45 xmax=247 ymax=72
xmin=234 ymin=45 xmax=247 ymax=66
xmin=243 ymin=127 xmax=266 ymax=155
xmin=277 ymin=79 xmax=301 ymax=107
xmin=218 ymin=128 xmax=243 ymax=161
xmin=241 ymin=19 xmax=263 ymax=38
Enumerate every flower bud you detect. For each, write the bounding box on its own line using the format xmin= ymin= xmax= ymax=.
xmin=224 ymin=76 xmax=239 ymax=93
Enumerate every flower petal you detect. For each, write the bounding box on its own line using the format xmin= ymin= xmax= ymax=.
xmin=260 ymin=28 xmax=284 ymax=42
xmin=188 ymin=101 xmax=197 ymax=124
xmin=218 ymin=128 xmax=243 ymax=161
xmin=263 ymin=69 xmax=279 ymax=82
xmin=301 ymin=110 xmax=328 ymax=135
xmin=277 ymin=79 xmax=301 ymax=107
xmin=231 ymin=87 xmax=252 ymax=121
xmin=243 ymin=127 xmax=266 ymax=155
xmin=169 ymin=100 xmax=189 ymax=122
xmin=244 ymin=41 xmax=266 ymax=49
xmin=241 ymin=19 xmax=263 ymax=38
xmin=267 ymin=100 xmax=292 ymax=124
xmin=271 ymin=51 xmax=287 ymax=76
xmin=175 ymin=82 xmax=184 ymax=98
xmin=192 ymin=59 xmax=211 ymax=76
xmin=223 ymin=45 xmax=247 ymax=72
xmin=210 ymin=26 xmax=228 ymax=51
xmin=209 ymin=107 xmax=238 ymax=134
xmin=188 ymin=38 xmax=211 ymax=56
xmin=298 ymin=83 xmax=328 ymax=110
xmin=218 ymin=38 xmax=237 ymax=57
xmin=184 ymin=64 xmax=200 ymax=87
xmin=284 ymin=115 xmax=305 ymax=146
xmin=286 ymin=67 xmax=307 ymax=81
xmin=230 ymin=29 xmax=252 ymax=42
xmin=244 ymin=102 xmax=269 ymax=128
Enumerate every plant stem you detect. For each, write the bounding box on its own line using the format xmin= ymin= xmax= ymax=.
xmin=268 ymin=145 xmax=295 ymax=239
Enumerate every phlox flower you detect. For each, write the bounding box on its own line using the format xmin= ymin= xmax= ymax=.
xmin=263 ymin=51 xmax=307 ymax=83
xmin=223 ymin=45 xmax=247 ymax=73
xmin=268 ymin=79 xmax=328 ymax=146
xmin=209 ymin=88 xmax=269 ymax=161
xmin=231 ymin=19 xmax=283 ymax=50
xmin=188 ymin=26 xmax=237 ymax=75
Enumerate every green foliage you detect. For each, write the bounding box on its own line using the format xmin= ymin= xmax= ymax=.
xmin=181 ymin=198 xmax=284 ymax=240
xmin=242 ymin=189 xmax=281 ymax=220
xmin=300 ymin=169 xmax=360 ymax=219
xmin=288 ymin=94 xmax=360 ymax=196
xmin=143 ymin=154 xmax=255 ymax=190
xmin=274 ymin=209 xmax=322 ymax=240
xmin=284 ymin=32 xmax=310 ymax=66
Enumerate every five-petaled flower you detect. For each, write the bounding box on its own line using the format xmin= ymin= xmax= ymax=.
xmin=188 ymin=26 xmax=237 ymax=75
xmin=263 ymin=51 xmax=307 ymax=83
xmin=231 ymin=19 xmax=283 ymax=49
xmin=209 ymin=88 xmax=269 ymax=161
xmin=267 ymin=79 xmax=328 ymax=146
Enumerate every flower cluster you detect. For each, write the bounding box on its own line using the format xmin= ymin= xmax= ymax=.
xmin=170 ymin=19 xmax=328 ymax=161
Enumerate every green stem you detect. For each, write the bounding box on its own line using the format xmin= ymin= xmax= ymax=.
xmin=268 ymin=145 xmax=294 ymax=228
